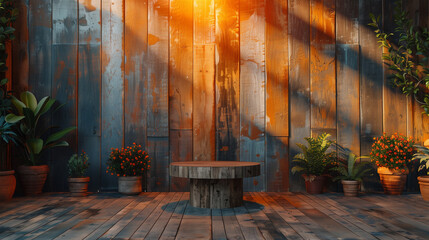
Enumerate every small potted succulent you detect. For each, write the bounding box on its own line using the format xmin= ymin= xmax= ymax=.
xmin=370 ymin=133 xmax=415 ymax=195
xmin=333 ymin=152 xmax=372 ymax=197
xmin=68 ymin=152 xmax=90 ymax=196
xmin=107 ymin=143 xmax=151 ymax=195
xmin=291 ymin=133 xmax=337 ymax=194
xmin=412 ymin=144 xmax=429 ymax=201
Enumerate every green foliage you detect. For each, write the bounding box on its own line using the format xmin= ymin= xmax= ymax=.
xmin=5 ymin=91 xmax=75 ymax=166
xmin=68 ymin=152 xmax=90 ymax=178
xmin=291 ymin=133 xmax=337 ymax=176
xmin=107 ymin=143 xmax=151 ymax=177
xmin=413 ymin=145 xmax=429 ymax=176
xmin=369 ymin=0 xmax=429 ymax=115
xmin=0 ymin=0 xmax=17 ymax=78
xmin=332 ymin=153 xmax=372 ymax=182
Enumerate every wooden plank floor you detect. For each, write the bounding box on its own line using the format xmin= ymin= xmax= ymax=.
xmin=0 ymin=192 xmax=429 ymax=240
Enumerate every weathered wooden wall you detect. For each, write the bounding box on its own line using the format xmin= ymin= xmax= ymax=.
xmin=11 ymin=0 xmax=429 ymax=192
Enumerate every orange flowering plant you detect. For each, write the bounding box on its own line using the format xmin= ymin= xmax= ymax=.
xmin=106 ymin=143 xmax=151 ymax=177
xmin=370 ymin=133 xmax=415 ymax=172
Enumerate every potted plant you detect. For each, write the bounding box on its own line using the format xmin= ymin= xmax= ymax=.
xmin=333 ymin=152 xmax=372 ymax=197
xmin=370 ymin=133 xmax=415 ymax=195
xmin=0 ymin=115 xmax=17 ymax=201
xmin=412 ymin=144 xmax=429 ymax=201
xmin=68 ymin=152 xmax=90 ymax=197
xmin=5 ymin=91 xmax=75 ymax=195
xmin=106 ymin=143 xmax=151 ymax=195
xmin=291 ymin=133 xmax=337 ymax=194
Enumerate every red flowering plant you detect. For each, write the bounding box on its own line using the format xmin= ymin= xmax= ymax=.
xmin=106 ymin=143 xmax=151 ymax=177
xmin=370 ymin=133 xmax=415 ymax=173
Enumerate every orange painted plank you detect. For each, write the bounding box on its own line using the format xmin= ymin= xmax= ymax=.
xmin=193 ymin=45 xmax=215 ymax=162
xmin=240 ymin=0 xmax=265 ymax=192
xmin=336 ymin=0 xmax=358 ymax=44
xmin=78 ymin=0 xmax=101 ymax=192
xmin=101 ymin=0 xmax=124 ymax=190
xmin=266 ymin=0 xmax=289 ymax=192
xmin=124 ymin=0 xmax=148 ymax=149
xmin=170 ymin=130 xmax=192 ymax=191
xmin=169 ymin=0 xmax=193 ymax=130
xmin=194 ymin=0 xmax=215 ymax=45
xmin=12 ymin=0 xmax=29 ymax=93
xmin=310 ymin=0 xmax=336 ymax=138
xmin=147 ymin=0 xmax=169 ymax=137
xmin=215 ymin=0 xmax=240 ymax=161
xmin=288 ymin=0 xmax=310 ymax=192
xmin=266 ymin=0 xmax=288 ymax=137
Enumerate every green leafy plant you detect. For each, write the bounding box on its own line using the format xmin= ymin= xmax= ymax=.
xmin=370 ymin=133 xmax=415 ymax=173
xmin=107 ymin=143 xmax=151 ymax=177
xmin=413 ymin=145 xmax=429 ymax=176
xmin=291 ymin=133 xmax=337 ymax=178
xmin=0 ymin=0 xmax=18 ymax=77
xmin=68 ymin=152 xmax=89 ymax=178
xmin=5 ymin=91 xmax=76 ymax=166
xmin=333 ymin=153 xmax=372 ymax=182
xmin=369 ymin=0 xmax=429 ymax=115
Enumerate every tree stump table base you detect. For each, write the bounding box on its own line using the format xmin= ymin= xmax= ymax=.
xmin=170 ymin=161 xmax=260 ymax=209
xmin=190 ymin=178 xmax=243 ymax=208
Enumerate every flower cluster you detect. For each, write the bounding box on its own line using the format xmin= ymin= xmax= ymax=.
xmin=370 ymin=133 xmax=415 ymax=172
xmin=106 ymin=143 xmax=151 ymax=177
xmin=68 ymin=152 xmax=89 ymax=178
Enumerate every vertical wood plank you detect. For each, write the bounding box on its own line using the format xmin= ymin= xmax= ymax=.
xmin=240 ymin=0 xmax=266 ymax=192
xmin=336 ymin=0 xmax=359 ymax=155
xmin=215 ymin=0 xmax=240 ymax=161
xmin=169 ymin=0 xmax=193 ymax=192
xmin=193 ymin=0 xmax=215 ymax=163
xmin=78 ymin=0 xmax=101 ymax=192
xmin=12 ymin=0 xmax=29 ymax=93
xmin=124 ymin=0 xmax=148 ymax=149
xmin=148 ymin=137 xmax=170 ymax=192
xmin=193 ymin=45 xmax=215 ymax=162
xmin=383 ymin=0 xmax=408 ymax=136
xmin=288 ymin=0 xmax=310 ymax=192
xmin=359 ymin=0 xmax=383 ymax=156
xmin=101 ymin=0 xmax=124 ymax=190
xmin=170 ymin=130 xmax=192 ymax=191
xmin=266 ymin=0 xmax=288 ymax=137
xmin=336 ymin=45 xmax=360 ymax=155
xmin=51 ymin=0 xmax=78 ymax=192
xmin=28 ymin=0 xmax=51 ymax=98
xmin=310 ymin=0 xmax=336 ymax=138
xmin=266 ymin=0 xmax=289 ymax=192
xmin=147 ymin=0 xmax=169 ymax=137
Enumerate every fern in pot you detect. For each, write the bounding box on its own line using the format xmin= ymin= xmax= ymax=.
xmin=291 ymin=133 xmax=337 ymax=194
xmin=413 ymin=144 xmax=429 ymax=201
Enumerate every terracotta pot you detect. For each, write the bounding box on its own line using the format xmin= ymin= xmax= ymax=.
xmin=0 ymin=170 xmax=16 ymax=201
xmin=17 ymin=165 xmax=49 ymax=196
xmin=418 ymin=176 xmax=429 ymax=201
xmin=303 ymin=175 xmax=325 ymax=194
xmin=341 ymin=180 xmax=360 ymax=197
xmin=377 ymin=167 xmax=407 ymax=195
xmin=118 ymin=176 xmax=142 ymax=195
xmin=68 ymin=177 xmax=90 ymax=197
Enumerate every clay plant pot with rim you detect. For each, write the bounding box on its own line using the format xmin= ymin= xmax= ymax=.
xmin=303 ymin=174 xmax=326 ymax=194
xmin=341 ymin=180 xmax=360 ymax=197
xmin=118 ymin=176 xmax=142 ymax=195
xmin=17 ymin=165 xmax=49 ymax=195
xmin=68 ymin=177 xmax=90 ymax=197
xmin=418 ymin=176 xmax=429 ymax=201
xmin=0 ymin=170 xmax=16 ymax=201
xmin=377 ymin=167 xmax=408 ymax=195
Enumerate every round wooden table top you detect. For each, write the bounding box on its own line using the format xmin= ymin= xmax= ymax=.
xmin=170 ymin=161 xmax=260 ymax=179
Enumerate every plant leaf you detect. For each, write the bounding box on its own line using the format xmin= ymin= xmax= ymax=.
xmin=45 ymin=126 xmax=76 ymax=145
xmin=20 ymin=91 xmax=37 ymax=111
